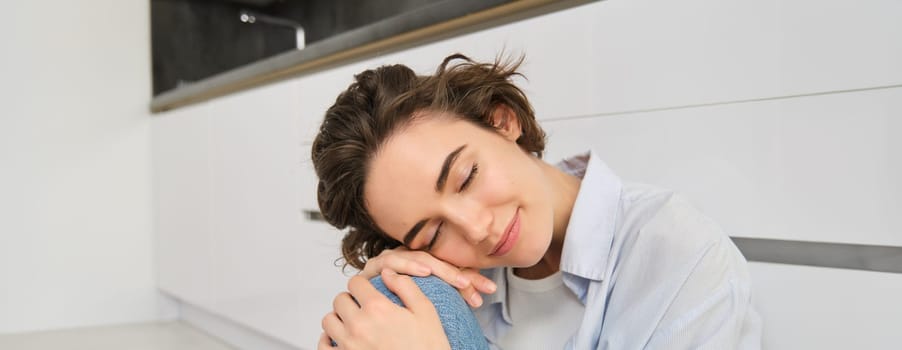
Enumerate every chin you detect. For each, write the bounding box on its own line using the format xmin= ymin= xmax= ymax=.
xmin=513 ymin=238 xmax=552 ymax=267
xmin=530 ymin=230 xmax=555 ymax=265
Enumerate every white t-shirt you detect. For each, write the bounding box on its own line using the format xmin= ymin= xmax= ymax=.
xmin=495 ymin=267 xmax=585 ymax=350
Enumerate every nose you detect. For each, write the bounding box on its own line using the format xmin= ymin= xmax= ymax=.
xmin=443 ymin=198 xmax=492 ymax=245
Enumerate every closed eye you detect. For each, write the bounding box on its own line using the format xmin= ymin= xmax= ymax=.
xmin=460 ymin=163 xmax=478 ymax=191
xmin=424 ymin=163 xmax=478 ymax=251
xmin=427 ymin=221 xmax=443 ymax=251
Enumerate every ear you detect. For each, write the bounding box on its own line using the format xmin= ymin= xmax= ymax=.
xmin=491 ymin=104 xmax=522 ymax=142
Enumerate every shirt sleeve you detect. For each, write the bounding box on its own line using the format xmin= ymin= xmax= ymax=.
xmin=644 ymin=236 xmax=763 ymax=349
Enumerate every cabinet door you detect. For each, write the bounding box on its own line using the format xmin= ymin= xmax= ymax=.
xmin=750 ymin=262 xmax=902 ymax=349
xmin=204 ymin=79 xmax=306 ymax=345
xmin=155 ymin=78 xmax=351 ymax=347
xmin=289 ymin=147 xmax=350 ymax=348
xmin=541 ymin=86 xmax=902 ymax=247
xmin=154 ymin=99 xmax=216 ymax=308
xmin=576 ymin=0 xmax=902 ymax=119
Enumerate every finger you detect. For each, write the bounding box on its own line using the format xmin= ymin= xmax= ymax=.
xmin=400 ymin=251 xmax=470 ymax=289
xmin=358 ymin=248 xmax=398 ymax=278
xmin=457 ymin=283 xmax=483 ymax=308
xmin=347 ymin=275 xmax=393 ymax=306
xmin=359 ymin=250 xmax=430 ymax=279
xmin=380 ymin=253 xmax=432 ymax=277
xmin=358 ymin=256 xmax=385 ymax=279
xmin=380 ymin=269 xmax=434 ymax=315
xmin=318 ymin=332 xmax=336 ymax=349
xmin=321 ymin=312 xmax=347 ymax=344
xmin=364 ymin=251 xmax=470 ymax=290
xmin=332 ymin=292 xmax=361 ymax=322
xmin=460 ymin=268 xmax=497 ymax=294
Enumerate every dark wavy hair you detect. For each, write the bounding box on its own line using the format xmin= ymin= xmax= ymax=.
xmin=311 ymin=53 xmax=546 ymax=269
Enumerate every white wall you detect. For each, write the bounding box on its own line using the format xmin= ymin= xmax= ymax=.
xmin=0 ymin=0 xmax=177 ymax=334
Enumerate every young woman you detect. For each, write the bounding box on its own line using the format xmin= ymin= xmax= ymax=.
xmin=312 ymin=54 xmax=762 ymax=349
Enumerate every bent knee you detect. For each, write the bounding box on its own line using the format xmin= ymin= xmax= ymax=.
xmin=368 ymin=275 xmax=487 ymax=350
xmin=369 ymin=275 xmax=462 ymax=307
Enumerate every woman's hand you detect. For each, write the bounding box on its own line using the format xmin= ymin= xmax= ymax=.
xmin=357 ymin=247 xmax=496 ymax=307
xmin=319 ymin=269 xmax=451 ymax=350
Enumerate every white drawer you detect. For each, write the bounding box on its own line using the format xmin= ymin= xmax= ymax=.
xmin=541 ymin=86 xmax=902 ymax=246
xmin=749 ymin=262 xmax=902 ymax=349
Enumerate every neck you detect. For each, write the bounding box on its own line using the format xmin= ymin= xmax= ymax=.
xmin=514 ymin=159 xmax=581 ymax=280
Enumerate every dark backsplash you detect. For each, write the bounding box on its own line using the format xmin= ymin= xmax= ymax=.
xmin=151 ymin=0 xmax=447 ymax=96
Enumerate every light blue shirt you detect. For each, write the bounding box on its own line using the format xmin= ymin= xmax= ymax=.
xmin=475 ymin=151 xmax=762 ymax=349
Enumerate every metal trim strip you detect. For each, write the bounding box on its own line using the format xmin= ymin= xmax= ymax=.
xmin=732 ymin=237 xmax=902 ymax=273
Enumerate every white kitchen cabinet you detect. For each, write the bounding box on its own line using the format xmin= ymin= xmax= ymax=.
xmin=749 ymin=262 xmax=902 ymax=349
xmin=154 ymin=78 xmax=350 ymax=347
xmin=153 ymin=98 xmax=217 ymax=309
xmin=541 ymin=86 xmax=902 ymax=247
xmin=574 ymin=0 xmax=902 ymax=119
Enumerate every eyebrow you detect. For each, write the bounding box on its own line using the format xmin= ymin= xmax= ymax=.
xmin=436 ymin=144 xmax=467 ymax=192
xmin=402 ymin=144 xmax=467 ymax=247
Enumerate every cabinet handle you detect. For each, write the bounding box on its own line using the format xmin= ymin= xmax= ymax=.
xmin=303 ymin=210 xmax=325 ymax=222
xmin=731 ymin=237 xmax=902 ymax=274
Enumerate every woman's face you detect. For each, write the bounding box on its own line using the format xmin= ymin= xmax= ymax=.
xmin=364 ymin=109 xmax=555 ymax=269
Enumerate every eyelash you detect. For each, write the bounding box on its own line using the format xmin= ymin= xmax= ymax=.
xmin=427 ymin=222 xmax=443 ymax=251
xmin=460 ymin=163 xmax=478 ymax=192
xmin=427 ymin=162 xmax=479 ymax=251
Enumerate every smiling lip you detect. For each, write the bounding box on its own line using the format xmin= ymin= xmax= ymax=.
xmin=490 ymin=208 xmax=520 ymax=257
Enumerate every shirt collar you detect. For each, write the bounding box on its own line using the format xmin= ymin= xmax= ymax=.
xmin=480 ymin=150 xmax=622 ymax=309
xmin=479 ymin=267 xmax=514 ymax=324
xmin=559 ymin=150 xmax=622 ymax=283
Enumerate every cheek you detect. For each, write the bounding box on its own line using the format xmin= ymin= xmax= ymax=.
xmin=434 ymin=241 xmax=481 ymax=267
xmin=478 ymin=164 xmax=521 ymax=202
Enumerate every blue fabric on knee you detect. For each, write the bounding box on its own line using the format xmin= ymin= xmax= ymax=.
xmin=369 ymin=275 xmax=489 ymax=350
